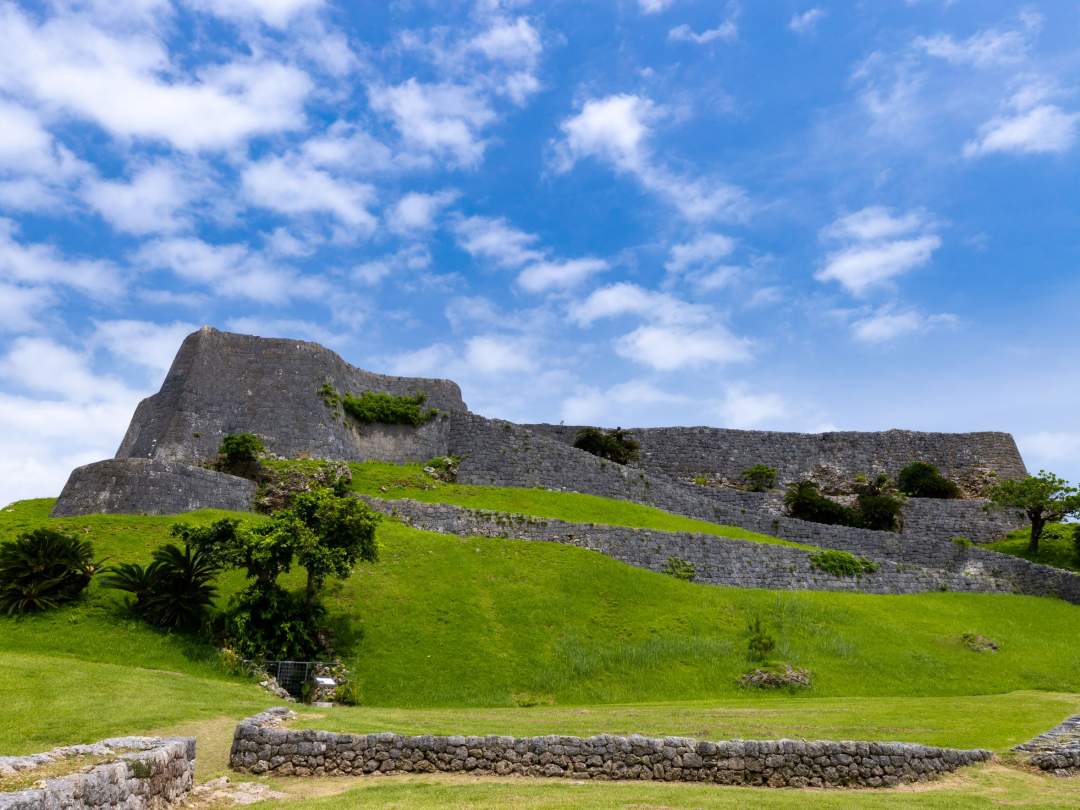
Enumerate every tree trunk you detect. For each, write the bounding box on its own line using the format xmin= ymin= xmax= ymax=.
xmin=1028 ymin=513 xmax=1045 ymax=555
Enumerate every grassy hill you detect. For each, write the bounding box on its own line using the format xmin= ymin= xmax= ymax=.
xmin=986 ymin=523 xmax=1080 ymax=573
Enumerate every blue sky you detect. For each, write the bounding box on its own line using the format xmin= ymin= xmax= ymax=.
xmin=1 ymin=0 xmax=1079 ymax=505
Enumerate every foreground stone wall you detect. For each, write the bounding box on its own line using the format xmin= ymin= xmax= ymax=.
xmin=230 ymin=708 xmax=990 ymax=788
xmin=51 ymin=458 xmax=256 ymax=517
xmin=116 ymin=327 xmax=464 ymax=465
xmin=363 ymin=497 xmax=1014 ymax=596
xmin=523 ymin=423 xmax=1027 ymax=490
xmin=1014 ymin=715 xmax=1080 ymax=773
xmin=0 ymin=736 xmax=194 ymax=809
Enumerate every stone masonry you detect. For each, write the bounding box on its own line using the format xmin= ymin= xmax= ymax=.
xmin=229 ymin=708 xmax=991 ymax=788
xmin=0 ymin=736 xmax=195 ymax=809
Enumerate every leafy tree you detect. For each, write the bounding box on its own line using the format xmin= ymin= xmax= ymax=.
xmin=746 ymin=616 xmax=776 ymax=664
xmin=217 ymin=433 xmax=264 ymax=478
xmin=988 ymin=471 xmax=1080 ymax=554
xmin=0 ymin=529 xmax=102 ymax=615
xmin=573 ymin=427 xmax=641 ymax=465
xmin=897 ymin=462 xmax=960 ymax=499
xmin=853 ymin=474 xmax=905 ymax=532
xmin=742 ymin=464 xmax=777 ymax=492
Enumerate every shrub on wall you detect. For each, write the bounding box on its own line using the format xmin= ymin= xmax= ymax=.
xmin=661 ymin=556 xmax=695 ymax=581
xmin=784 ymin=478 xmax=904 ymax=532
xmin=809 ymin=550 xmax=878 ymax=577
xmin=217 ymin=433 xmax=265 ymax=479
xmin=0 ymin=530 xmax=101 ymax=615
xmin=742 ymin=464 xmax=777 ymax=492
xmin=852 ymin=475 xmax=905 ymax=532
xmin=897 ymin=462 xmax=960 ymax=499
xmin=341 ymin=390 xmax=437 ymax=427
xmin=784 ymin=481 xmax=858 ymax=526
xmin=573 ymin=427 xmax=641 ymax=465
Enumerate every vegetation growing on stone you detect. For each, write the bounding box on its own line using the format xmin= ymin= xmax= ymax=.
xmin=340 ymin=390 xmax=437 ymax=427
xmin=852 ymin=474 xmax=905 ymax=532
xmin=809 ymin=550 xmax=879 ymax=577
xmin=784 ymin=477 xmax=904 ymax=532
xmin=216 ymin=433 xmax=265 ymax=479
xmin=742 ymin=464 xmax=777 ymax=492
xmin=898 ymin=461 xmax=960 ymax=499
xmin=573 ymin=426 xmax=641 ymax=465
xmin=784 ymin=481 xmax=858 ymax=526
xmin=0 ymin=529 xmax=101 ymax=615
xmin=660 ymin=556 xmax=695 ymax=581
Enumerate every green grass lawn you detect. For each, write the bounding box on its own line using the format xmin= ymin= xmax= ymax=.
xmin=985 ymin=523 xmax=1079 ymax=573
xmin=333 ymin=460 xmax=807 ymax=548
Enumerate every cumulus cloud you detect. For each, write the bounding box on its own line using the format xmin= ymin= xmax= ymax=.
xmin=242 ymin=157 xmax=377 ymax=233
xmin=789 ymin=9 xmax=825 ymax=35
xmin=664 ymin=233 xmax=736 ymax=275
xmin=187 ymin=0 xmax=324 ymax=28
xmin=0 ymin=283 xmax=54 ymax=333
xmin=915 ymin=14 xmax=1038 ymax=69
xmin=639 ymin=0 xmax=674 ymax=13
xmin=389 ymin=190 xmax=459 ymax=234
xmin=850 ymin=307 xmax=958 ymax=344
xmin=569 ymin=282 xmax=709 ymax=327
xmin=615 ymin=324 xmax=752 ymax=371
xmin=452 ymin=215 xmax=543 ymax=268
xmin=964 ymin=97 xmax=1079 ymax=158
xmin=712 ymin=384 xmax=787 ymax=428
xmin=0 ymin=4 xmax=312 ymax=151
xmin=668 ymin=22 xmax=736 ymax=45
xmin=816 ymin=207 xmax=941 ymax=295
xmin=82 ymin=162 xmax=197 ymax=235
xmin=516 ymin=258 xmax=608 ymax=293
xmin=554 ymin=94 xmax=745 ymax=221
xmin=90 ymin=319 xmax=197 ymax=378
xmin=0 ymin=219 xmax=122 ymax=299
xmin=0 ymin=100 xmax=90 ymax=212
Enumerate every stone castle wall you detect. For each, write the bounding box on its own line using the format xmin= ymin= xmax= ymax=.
xmin=230 ymin=708 xmax=990 ymax=788
xmin=116 ymin=327 xmax=464 ymax=465
xmin=0 ymin=736 xmax=194 ymax=809
xmin=523 ymin=424 xmax=1027 ymax=490
xmin=50 ymin=458 xmax=256 ymax=517
xmin=362 ymin=497 xmax=1016 ymax=597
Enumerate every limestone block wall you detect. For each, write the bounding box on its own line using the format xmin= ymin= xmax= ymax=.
xmin=0 ymin=736 xmax=194 ymax=809
xmin=523 ymin=423 xmax=1027 ymax=490
xmin=230 ymin=708 xmax=990 ymax=788
xmin=900 ymin=498 xmax=1025 ymax=543
xmin=51 ymin=458 xmax=256 ymax=517
xmin=363 ymin=497 xmax=1014 ymax=597
xmin=116 ymin=327 xmax=463 ymax=465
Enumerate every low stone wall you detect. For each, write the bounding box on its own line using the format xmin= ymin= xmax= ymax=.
xmin=50 ymin=458 xmax=256 ymax=517
xmin=0 ymin=736 xmax=194 ymax=809
xmin=364 ymin=497 xmax=1013 ymax=597
xmin=230 ymin=708 xmax=990 ymax=788
xmin=1015 ymin=714 xmax=1080 ymax=773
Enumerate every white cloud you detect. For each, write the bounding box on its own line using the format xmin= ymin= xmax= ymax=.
xmin=664 ymin=233 xmax=736 ymax=274
xmin=465 ymin=334 xmax=536 ymax=374
xmin=387 ymin=343 xmax=457 ymax=377
xmin=0 ymin=100 xmax=90 ymax=212
xmin=224 ymin=317 xmax=345 ymax=346
xmin=469 ymin=17 xmax=541 ymax=64
xmin=639 ymin=0 xmax=674 ymax=13
xmin=0 ymin=219 xmax=122 ymax=299
xmin=668 ymin=22 xmax=736 ymax=45
xmin=789 ymin=8 xmax=825 ymax=35
xmin=82 ymin=163 xmax=195 ymax=235
xmin=554 ymin=94 xmax=746 ymax=221
xmin=517 ymin=258 xmax=607 ymax=293
xmin=615 ymin=325 xmax=752 ymax=371
xmin=242 ymin=157 xmax=377 ymax=233
xmin=0 ymin=4 xmax=312 ymax=151
xmin=560 ymin=379 xmax=690 ymax=424
xmin=369 ymin=79 xmax=496 ymax=167
xmin=713 ymin=385 xmax=787 ymax=428
xmin=0 ymin=283 xmax=54 ymax=333
xmin=136 ymin=237 xmax=327 ymax=304
xmin=389 ymin=190 xmax=459 ymax=234
xmin=569 ymin=282 xmax=708 ymax=327
xmin=187 ymin=0 xmax=324 ymax=28
xmin=452 ymin=215 xmax=544 ymax=268
xmin=850 ymin=307 xmax=958 ymax=343
xmin=964 ymin=104 xmax=1079 ymax=158
xmin=816 ymin=207 xmax=941 ymax=295
xmin=915 ymin=23 xmax=1033 ymax=68
xmin=91 ymin=319 xmax=196 ymax=377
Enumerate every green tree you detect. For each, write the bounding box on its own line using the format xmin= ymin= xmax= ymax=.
xmin=217 ymin=433 xmax=264 ymax=478
xmin=988 ymin=471 xmax=1080 ymax=554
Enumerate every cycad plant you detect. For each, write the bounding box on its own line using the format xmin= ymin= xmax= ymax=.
xmin=0 ymin=529 xmax=102 ymax=615
xmin=103 ymin=542 xmax=220 ymax=629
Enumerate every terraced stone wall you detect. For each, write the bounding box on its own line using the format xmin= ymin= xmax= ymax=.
xmin=230 ymin=708 xmax=990 ymax=789
xmin=0 ymin=736 xmax=194 ymax=809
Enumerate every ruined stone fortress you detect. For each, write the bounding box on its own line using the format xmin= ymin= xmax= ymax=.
xmin=53 ymin=326 xmax=1080 ymax=603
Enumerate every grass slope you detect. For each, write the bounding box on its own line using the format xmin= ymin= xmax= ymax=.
xmin=986 ymin=523 xmax=1079 ymax=573
xmin=335 ymin=460 xmax=805 ymax=548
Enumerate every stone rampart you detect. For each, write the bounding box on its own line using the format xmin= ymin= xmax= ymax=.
xmin=116 ymin=327 xmax=464 ymax=465
xmin=523 ymin=424 xmax=1027 ymax=491
xmin=362 ymin=497 xmax=1014 ymax=597
xmin=51 ymin=458 xmax=256 ymax=517
xmin=229 ymin=708 xmax=990 ymax=788
xmin=0 ymin=736 xmax=194 ymax=809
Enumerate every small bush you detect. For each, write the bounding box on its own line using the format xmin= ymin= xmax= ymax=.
xmin=319 ymin=382 xmax=340 ymax=408
xmin=746 ymin=616 xmax=776 ymax=664
xmin=335 ymin=678 xmax=363 ymax=706
xmin=218 ymin=433 xmax=264 ymax=478
xmin=692 ymin=475 xmax=709 ymax=487
xmin=573 ymin=427 xmax=641 ymax=465
xmin=961 ymin=633 xmax=999 ymax=653
xmin=342 ymin=391 xmax=436 ymax=426
xmin=742 ymin=464 xmax=777 ymax=492
xmin=951 ymin=536 xmax=974 ymax=549
xmin=784 ymin=481 xmax=857 ymax=526
xmin=810 ymin=550 xmax=878 ymax=577
xmin=661 ymin=556 xmax=696 ymax=581
xmin=898 ymin=461 xmax=960 ymax=499
xmin=0 ymin=529 xmax=101 ymax=615
xmin=853 ymin=475 xmax=905 ymax=532
xmin=424 ymin=455 xmax=460 ymax=482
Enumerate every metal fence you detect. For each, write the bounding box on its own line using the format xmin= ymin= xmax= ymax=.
xmin=261 ymin=660 xmax=331 ymax=697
